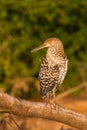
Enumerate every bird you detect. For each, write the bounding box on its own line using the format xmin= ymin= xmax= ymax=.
xmin=31 ymin=37 xmax=68 ymax=103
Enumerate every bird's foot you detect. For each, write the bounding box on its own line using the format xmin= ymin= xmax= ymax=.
xmin=44 ymin=98 xmax=57 ymax=110
xmin=50 ymin=99 xmax=57 ymax=109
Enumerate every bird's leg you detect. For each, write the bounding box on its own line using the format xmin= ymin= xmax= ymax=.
xmin=44 ymin=93 xmax=51 ymax=104
xmin=51 ymin=87 xmax=57 ymax=105
xmin=44 ymin=97 xmax=54 ymax=110
xmin=44 ymin=96 xmax=52 ymax=109
xmin=45 ymin=88 xmax=56 ymax=104
xmin=53 ymin=88 xmax=56 ymax=101
xmin=44 ymin=92 xmax=57 ymax=110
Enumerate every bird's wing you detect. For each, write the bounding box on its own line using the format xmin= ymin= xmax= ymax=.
xmin=39 ymin=57 xmax=60 ymax=97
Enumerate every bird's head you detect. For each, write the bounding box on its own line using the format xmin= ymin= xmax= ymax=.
xmin=31 ymin=37 xmax=63 ymax=52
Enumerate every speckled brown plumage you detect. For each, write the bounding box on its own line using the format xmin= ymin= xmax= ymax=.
xmin=39 ymin=56 xmax=60 ymax=99
xmin=31 ymin=37 xmax=68 ymax=101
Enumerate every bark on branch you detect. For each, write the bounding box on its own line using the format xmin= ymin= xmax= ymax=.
xmin=0 ymin=92 xmax=87 ymax=130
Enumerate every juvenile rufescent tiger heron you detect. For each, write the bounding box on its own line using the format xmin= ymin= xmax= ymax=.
xmin=31 ymin=37 xmax=68 ymax=102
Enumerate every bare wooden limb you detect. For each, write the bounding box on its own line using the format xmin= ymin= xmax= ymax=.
xmin=0 ymin=92 xmax=87 ymax=130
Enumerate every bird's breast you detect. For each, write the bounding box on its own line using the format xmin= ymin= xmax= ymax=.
xmin=46 ymin=51 xmax=68 ymax=85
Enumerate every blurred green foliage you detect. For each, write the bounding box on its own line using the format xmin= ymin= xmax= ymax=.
xmin=0 ymin=0 xmax=87 ymax=98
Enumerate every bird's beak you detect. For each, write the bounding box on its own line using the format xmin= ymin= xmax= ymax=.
xmin=31 ymin=43 xmax=49 ymax=52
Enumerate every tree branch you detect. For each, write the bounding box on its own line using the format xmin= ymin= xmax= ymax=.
xmin=56 ymin=82 xmax=87 ymax=100
xmin=0 ymin=92 xmax=87 ymax=130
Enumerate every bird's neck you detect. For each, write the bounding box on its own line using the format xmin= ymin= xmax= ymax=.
xmin=46 ymin=46 xmax=65 ymax=67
